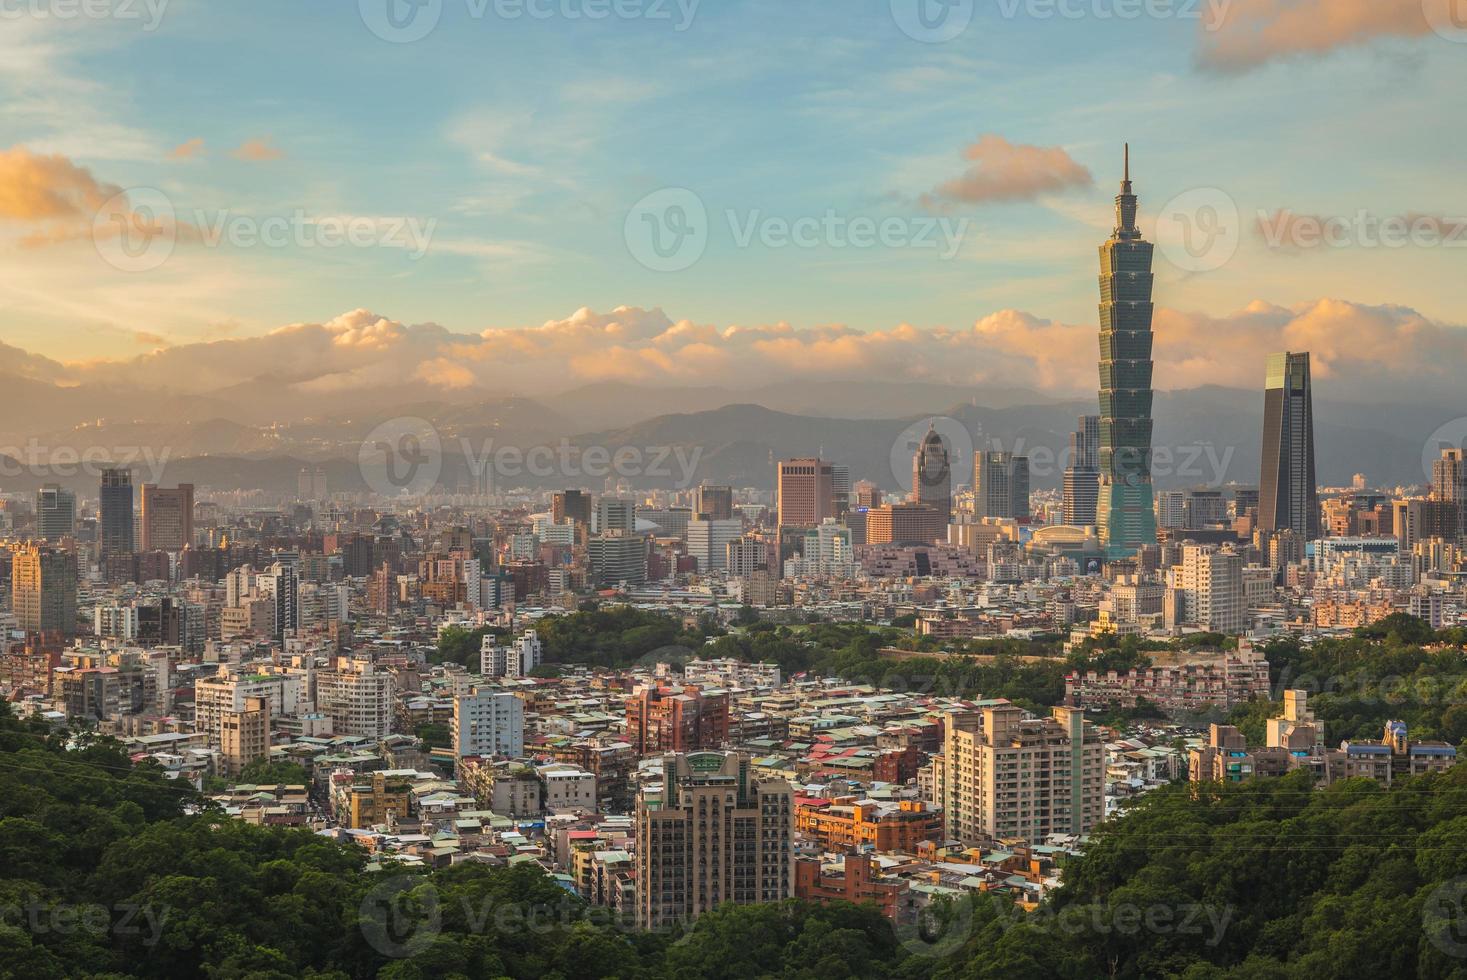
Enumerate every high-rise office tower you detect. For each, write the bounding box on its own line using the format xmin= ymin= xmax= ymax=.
xmin=594 ymin=497 xmax=636 ymax=534
xmin=12 ymin=543 xmax=78 ymax=636
xmin=35 ymin=484 xmax=76 ymax=541
xmin=1063 ymin=416 xmax=1101 ymax=526
xmin=695 ymin=484 xmax=734 ymax=521
xmin=588 ymin=530 xmax=647 ymax=587
xmin=912 ymin=425 xmax=953 ymax=527
xmin=776 ymin=458 xmax=835 ymax=528
xmin=553 ymin=489 xmax=593 ymax=527
xmin=854 ymin=481 xmax=883 ymax=510
xmin=1156 ymin=490 xmax=1187 ymax=530
xmin=830 ymin=465 xmax=851 ymax=515
xmin=1258 ymin=352 xmax=1320 ymax=541
xmin=1097 ymin=146 xmax=1159 ymax=558
xmin=1431 ymin=449 xmax=1465 ymax=543
xmin=687 ymin=518 xmax=743 ymax=572
xmin=99 ymin=469 xmax=135 ymax=560
xmin=140 ymin=483 xmax=194 ymax=552
xmin=974 ymin=452 xmax=1030 ymax=520
xmin=635 ymin=751 xmax=793 ymax=928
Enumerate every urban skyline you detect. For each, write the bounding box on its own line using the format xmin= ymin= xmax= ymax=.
xmin=4 ymin=6 xmax=1467 ymax=977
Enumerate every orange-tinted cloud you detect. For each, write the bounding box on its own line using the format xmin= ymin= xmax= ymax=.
xmin=168 ymin=138 xmax=206 ymax=160
xmin=0 ymin=145 xmax=121 ymax=225
xmin=923 ymin=135 xmax=1093 ymax=210
xmin=1199 ymin=0 xmax=1442 ymax=72
xmin=52 ymin=299 xmax=1467 ymax=404
xmin=230 ymin=137 xmax=285 ymax=162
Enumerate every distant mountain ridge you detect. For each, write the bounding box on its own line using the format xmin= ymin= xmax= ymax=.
xmin=0 ymin=378 xmax=1447 ymax=495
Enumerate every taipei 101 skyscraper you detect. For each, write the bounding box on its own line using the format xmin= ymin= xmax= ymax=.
xmin=1096 ymin=145 xmax=1158 ymax=558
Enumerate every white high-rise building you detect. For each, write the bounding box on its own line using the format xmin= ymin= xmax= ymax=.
xmin=317 ymin=658 xmax=393 ymax=738
xmin=482 ymin=630 xmax=544 ymax=678
xmin=451 ymin=689 xmax=525 ymax=759
xmin=1168 ymin=545 xmax=1246 ymax=634
xmin=687 ymin=518 xmax=743 ymax=573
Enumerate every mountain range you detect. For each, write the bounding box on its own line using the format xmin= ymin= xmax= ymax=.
xmin=0 ymin=371 xmax=1451 ymax=497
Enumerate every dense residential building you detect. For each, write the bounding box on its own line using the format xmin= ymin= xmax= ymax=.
xmin=934 ymin=703 xmax=1105 ymax=845
xmin=1191 ymin=693 xmax=1457 ymax=787
xmin=1258 ymin=351 xmax=1320 ymax=540
xmin=634 ymin=751 xmax=794 ymax=927
xmin=317 ymin=657 xmax=394 ymax=738
xmin=1064 ymin=648 xmax=1271 ymax=711
xmin=481 ymin=630 xmax=543 ymax=678
xmin=450 ymin=688 xmax=525 ymax=759
xmin=626 ymin=684 xmax=729 ymax=755
xmin=12 ymin=543 xmax=78 ymax=636
xmin=794 ymin=796 xmax=941 ymax=851
xmin=795 ymin=853 xmax=907 ymax=922
xmin=1096 ymin=148 xmax=1159 ymax=558
xmin=1166 ymin=545 xmax=1246 ymax=634
xmin=220 ymin=696 xmax=272 ymax=777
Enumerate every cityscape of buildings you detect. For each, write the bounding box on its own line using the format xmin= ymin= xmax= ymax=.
xmin=3 ymin=155 xmax=1466 ymax=938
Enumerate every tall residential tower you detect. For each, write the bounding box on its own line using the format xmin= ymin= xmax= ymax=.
xmin=1096 ymin=146 xmax=1158 ymax=558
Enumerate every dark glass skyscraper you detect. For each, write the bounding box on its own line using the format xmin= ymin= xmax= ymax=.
xmin=912 ymin=424 xmax=952 ymax=526
xmin=100 ymin=468 xmax=135 ymax=560
xmin=1097 ymin=146 xmax=1158 ymax=558
xmin=1258 ymin=351 xmax=1320 ymax=540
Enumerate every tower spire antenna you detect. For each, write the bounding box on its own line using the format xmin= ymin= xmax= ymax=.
xmin=1124 ymin=143 xmax=1129 ymax=183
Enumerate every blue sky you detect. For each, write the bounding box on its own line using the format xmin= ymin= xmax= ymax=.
xmin=0 ymin=0 xmax=1463 ymax=397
